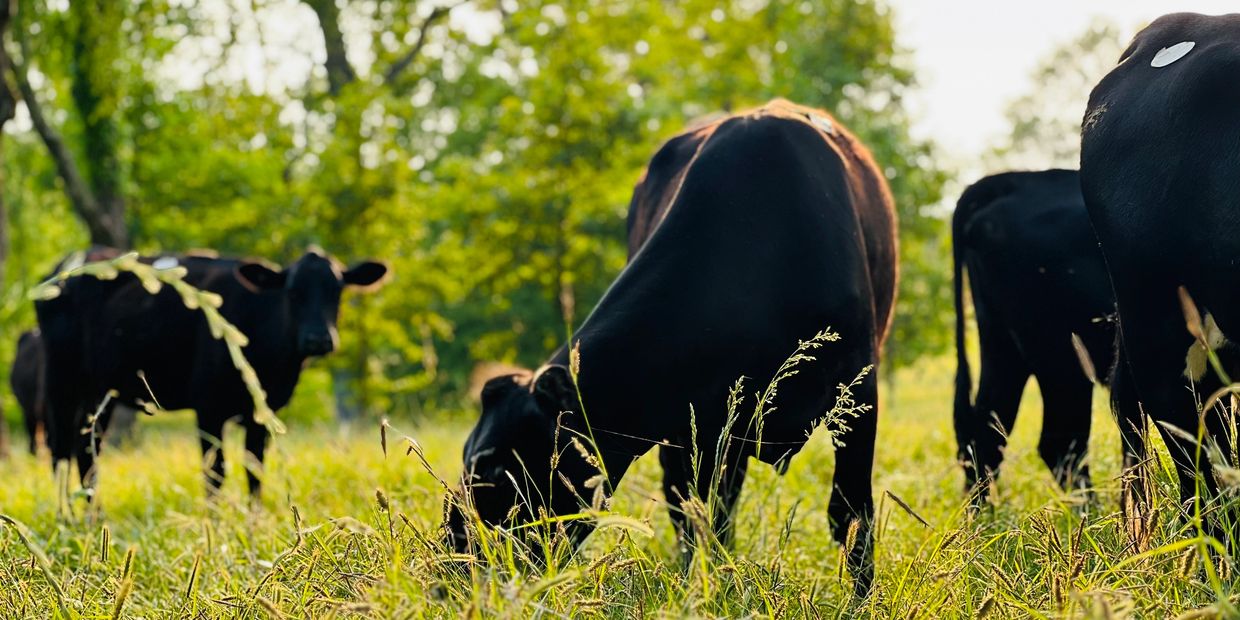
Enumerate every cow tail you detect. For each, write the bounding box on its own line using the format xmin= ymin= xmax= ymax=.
xmin=952 ymin=202 xmax=973 ymax=460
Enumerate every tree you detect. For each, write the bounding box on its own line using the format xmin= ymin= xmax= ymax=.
xmin=0 ymin=0 xmax=13 ymax=456
xmin=1 ymin=0 xmax=953 ymax=424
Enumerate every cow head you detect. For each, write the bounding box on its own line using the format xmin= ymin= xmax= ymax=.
xmin=446 ymin=365 xmax=593 ymax=553
xmin=236 ymin=250 xmax=388 ymax=358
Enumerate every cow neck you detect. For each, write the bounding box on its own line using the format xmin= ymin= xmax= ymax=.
xmin=235 ymin=288 xmax=306 ymax=389
xmin=545 ymin=346 xmax=640 ymax=490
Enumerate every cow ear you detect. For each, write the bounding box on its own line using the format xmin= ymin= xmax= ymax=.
xmin=532 ymin=365 xmax=577 ymax=415
xmin=480 ymin=373 xmax=526 ymax=407
xmin=343 ymin=261 xmax=389 ymax=290
xmin=236 ymin=262 xmax=287 ymax=292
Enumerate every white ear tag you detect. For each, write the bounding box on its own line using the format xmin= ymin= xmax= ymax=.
xmin=809 ymin=114 xmax=837 ymax=136
xmin=1152 ymin=41 xmax=1195 ymax=68
xmin=152 ymin=256 xmax=179 ymax=270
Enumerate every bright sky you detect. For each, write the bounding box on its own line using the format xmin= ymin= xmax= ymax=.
xmin=888 ymin=1 xmax=1237 ymax=164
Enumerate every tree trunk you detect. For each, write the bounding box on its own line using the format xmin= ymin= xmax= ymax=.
xmin=10 ymin=0 xmax=127 ymax=249
xmin=68 ymin=0 xmax=128 ymax=249
xmin=303 ymin=0 xmax=356 ymax=96
xmin=0 ymin=0 xmax=16 ymax=458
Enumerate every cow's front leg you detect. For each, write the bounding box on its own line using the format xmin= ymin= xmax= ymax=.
xmin=74 ymin=430 xmax=98 ymax=502
xmin=659 ymin=442 xmax=695 ymax=562
xmin=827 ymin=364 xmax=878 ymax=598
xmin=704 ymin=444 xmax=748 ymax=552
xmin=243 ymin=417 xmax=270 ymax=500
xmin=660 ymin=438 xmax=749 ymax=562
xmin=198 ymin=413 xmax=227 ymax=497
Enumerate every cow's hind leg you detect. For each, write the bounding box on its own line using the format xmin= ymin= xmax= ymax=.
xmin=24 ymin=404 xmax=41 ymax=456
xmin=827 ymin=360 xmax=879 ymax=598
xmin=1158 ymin=409 xmax=1222 ymax=529
xmin=1111 ymin=353 xmax=1150 ymax=520
xmin=243 ymin=417 xmax=270 ymax=500
xmin=198 ymin=414 xmax=227 ymax=497
xmin=1034 ymin=368 xmax=1094 ymax=496
xmin=967 ymin=339 xmax=1029 ymax=505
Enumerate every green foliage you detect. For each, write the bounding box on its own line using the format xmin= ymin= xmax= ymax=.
xmin=2 ymin=0 xmax=950 ymax=423
xmin=987 ymin=21 xmax=1124 ymax=170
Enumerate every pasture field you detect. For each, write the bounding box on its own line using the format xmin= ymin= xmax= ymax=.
xmin=0 ymin=358 xmax=1229 ymax=618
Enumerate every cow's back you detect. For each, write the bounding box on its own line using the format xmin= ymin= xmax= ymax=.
xmin=956 ymin=170 xmax=1113 ymax=367
xmin=1082 ymin=13 xmax=1240 ymax=293
xmin=624 ymin=100 xmax=897 ymax=346
xmin=78 ymin=262 xmax=211 ymax=408
xmin=625 ymin=126 xmax=713 ymax=258
xmin=569 ymin=101 xmax=896 ymax=462
xmin=41 ymin=255 xmax=288 ymax=413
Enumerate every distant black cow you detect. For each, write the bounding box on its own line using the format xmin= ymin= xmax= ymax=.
xmin=35 ymin=249 xmax=387 ymax=498
xmin=446 ymin=100 xmax=898 ymax=595
xmin=10 ymin=247 xmax=121 ymax=458
xmin=11 ymin=329 xmax=46 ymax=456
xmin=1081 ymin=13 xmax=1240 ymax=525
xmin=952 ymin=170 xmax=1115 ymax=504
xmin=10 ymin=328 xmax=140 ymax=456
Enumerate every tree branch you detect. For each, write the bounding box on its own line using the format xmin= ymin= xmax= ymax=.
xmin=0 ymin=0 xmax=17 ymax=307
xmin=0 ymin=0 xmax=17 ymax=127
xmin=383 ymin=3 xmax=459 ymax=87
xmin=7 ymin=4 xmax=121 ymax=247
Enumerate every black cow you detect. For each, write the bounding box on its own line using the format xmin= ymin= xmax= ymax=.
xmin=35 ymin=249 xmax=387 ymax=498
xmin=10 ymin=328 xmax=141 ymax=456
xmin=446 ymin=100 xmax=898 ymax=595
xmin=10 ymin=329 xmax=47 ymax=456
xmin=9 ymin=248 xmax=121 ymax=459
xmin=1081 ymin=12 xmax=1240 ymax=526
xmin=952 ymin=170 xmax=1115 ymax=504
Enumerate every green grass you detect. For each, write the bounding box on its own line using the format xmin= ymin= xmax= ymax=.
xmin=0 ymin=357 xmax=1232 ymax=618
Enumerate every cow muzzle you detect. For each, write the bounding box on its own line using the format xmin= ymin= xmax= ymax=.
xmin=298 ymin=332 xmax=336 ymax=357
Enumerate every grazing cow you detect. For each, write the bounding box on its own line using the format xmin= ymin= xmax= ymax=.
xmin=1081 ymin=12 xmax=1240 ymax=526
xmin=447 ymin=99 xmax=897 ymax=595
xmin=11 ymin=329 xmax=47 ymax=456
xmin=952 ymin=170 xmax=1115 ymax=504
xmin=35 ymin=248 xmax=387 ymax=497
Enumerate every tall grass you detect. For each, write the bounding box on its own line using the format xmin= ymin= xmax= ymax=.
xmin=2 ymin=354 xmax=1239 ymax=617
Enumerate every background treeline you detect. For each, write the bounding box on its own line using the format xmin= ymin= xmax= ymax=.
xmin=1 ymin=0 xmax=956 ymax=424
